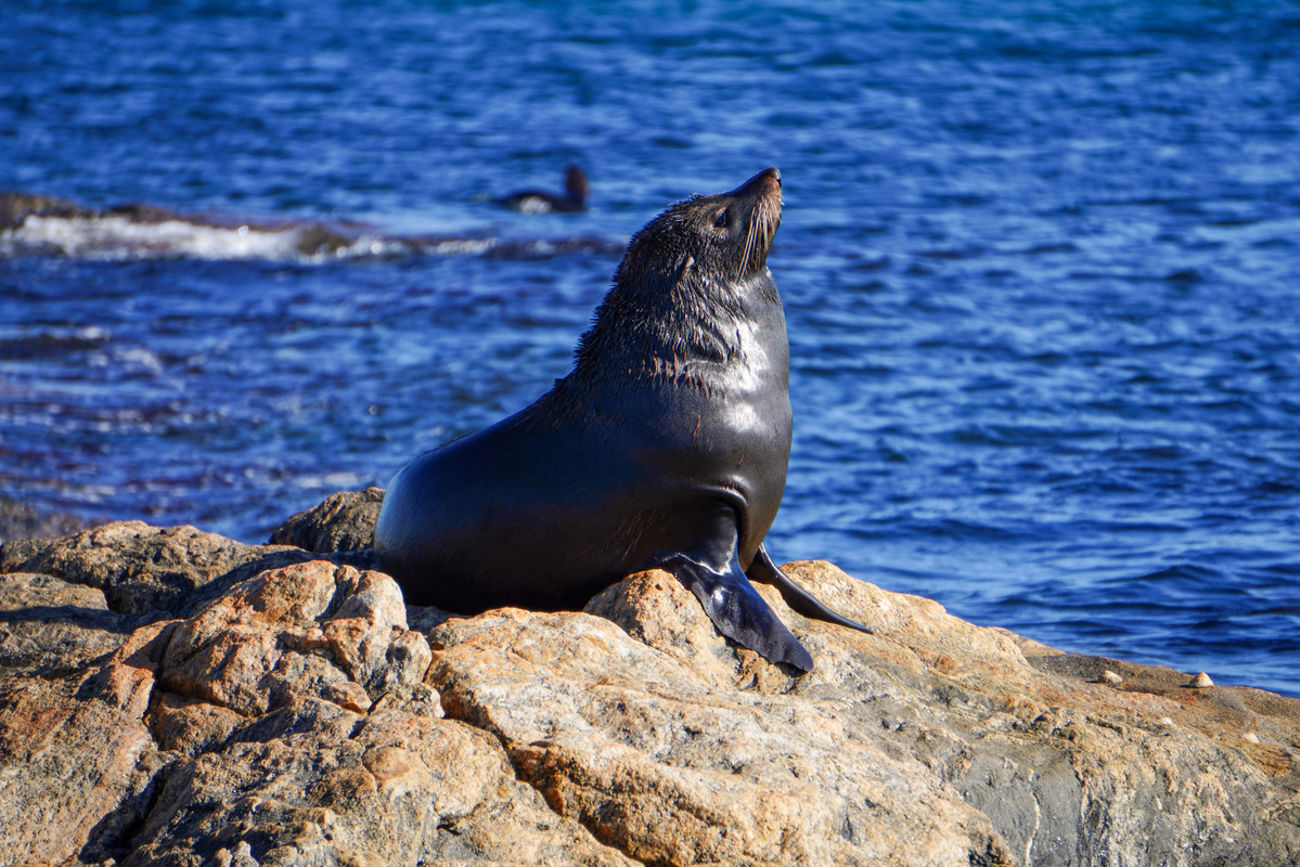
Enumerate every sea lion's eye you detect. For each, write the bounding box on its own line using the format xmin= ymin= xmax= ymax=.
xmin=713 ymin=208 xmax=729 ymax=228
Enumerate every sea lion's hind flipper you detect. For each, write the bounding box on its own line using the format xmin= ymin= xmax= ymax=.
xmin=747 ymin=545 xmax=873 ymax=635
xmin=655 ymin=551 xmax=814 ymax=672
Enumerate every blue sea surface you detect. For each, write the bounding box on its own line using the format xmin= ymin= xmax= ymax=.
xmin=2 ymin=1 xmax=1298 ymax=695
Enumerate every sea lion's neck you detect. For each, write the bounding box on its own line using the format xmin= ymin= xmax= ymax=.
xmin=568 ymin=269 xmax=785 ymax=392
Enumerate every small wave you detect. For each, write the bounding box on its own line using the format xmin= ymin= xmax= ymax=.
xmin=1020 ymin=242 xmax=1080 ymax=256
xmin=887 ymin=517 xmax=1026 ymax=542
xmin=915 ymin=245 xmax=987 ymax=261
xmin=1124 ymin=564 xmax=1228 ymax=589
xmin=0 ymin=325 xmax=112 ymax=361
xmin=0 ymin=191 xmax=621 ymax=264
xmin=4 ymin=213 xmax=328 ymax=262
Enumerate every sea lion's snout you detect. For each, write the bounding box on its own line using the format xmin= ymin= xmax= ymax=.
xmin=730 ymin=167 xmax=782 ymax=199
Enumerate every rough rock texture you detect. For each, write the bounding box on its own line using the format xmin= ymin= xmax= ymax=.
xmin=0 ymin=572 xmax=125 ymax=676
xmin=268 ymin=487 xmax=384 ymax=555
xmin=1 ymin=495 xmax=1298 ymax=866
xmin=0 ymin=520 xmax=311 ymax=616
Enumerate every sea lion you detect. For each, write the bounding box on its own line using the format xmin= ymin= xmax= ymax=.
xmin=498 ymin=164 xmax=589 ymax=213
xmin=376 ymin=167 xmax=869 ymax=670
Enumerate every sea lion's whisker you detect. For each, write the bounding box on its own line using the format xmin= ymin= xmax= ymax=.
xmin=743 ymin=213 xmax=757 ymax=271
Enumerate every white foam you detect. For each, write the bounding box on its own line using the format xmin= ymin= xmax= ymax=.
xmin=0 ymin=212 xmax=561 ymax=263
xmin=425 ymin=237 xmax=499 ymax=256
xmin=0 ymin=214 xmax=307 ymax=261
xmin=295 ymin=470 xmax=366 ymax=489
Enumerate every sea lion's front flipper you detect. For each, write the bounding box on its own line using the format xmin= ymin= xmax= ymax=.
xmin=651 ymin=505 xmax=813 ymax=671
xmin=657 ymin=550 xmax=814 ymax=672
xmin=747 ymin=545 xmax=873 ymax=635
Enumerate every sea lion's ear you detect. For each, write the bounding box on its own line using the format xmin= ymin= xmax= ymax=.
xmin=676 ymin=255 xmax=695 ymax=280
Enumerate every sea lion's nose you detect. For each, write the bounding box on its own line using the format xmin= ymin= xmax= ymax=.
xmin=733 ymin=167 xmax=782 ymax=197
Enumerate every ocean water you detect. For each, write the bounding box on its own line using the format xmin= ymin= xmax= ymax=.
xmin=2 ymin=1 xmax=1298 ymax=695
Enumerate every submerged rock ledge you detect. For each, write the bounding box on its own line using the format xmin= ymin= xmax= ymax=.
xmin=1 ymin=490 xmax=1297 ymax=866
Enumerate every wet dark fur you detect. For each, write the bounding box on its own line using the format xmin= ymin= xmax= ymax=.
xmin=570 ymin=179 xmax=780 ymax=386
xmin=499 ymin=164 xmax=589 ymax=213
xmin=376 ymin=168 xmax=869 ymax=671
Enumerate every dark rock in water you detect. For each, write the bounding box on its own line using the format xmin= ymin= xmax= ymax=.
xmin=103 ymin=201 xmax=187 ymax=223
xmin=269 ymin=486 xmax=383 ymax=555
xmin=0 ymin=188 xmax=368 ymax=261
xmin=291 ymin=221 xmax=362 ymax=256
xmin=3 ymin=187 xmax=623 ymax=263
xmin=1 ymin=495 xmax=1299 ymax=865
xmin=0 ymin=191 xmax=94 ymax=230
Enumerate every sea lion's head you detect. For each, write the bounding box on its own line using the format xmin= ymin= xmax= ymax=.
xmin=571 ymin=169 xmax=787 ymax=386
xmin=615 ymin=167 xmax=783 ymax=292
xmin=564 ymin=164 xmax=590 ymax=206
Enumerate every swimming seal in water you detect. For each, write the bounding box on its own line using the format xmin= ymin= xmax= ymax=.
xmin=498 ymin=164 xmax=589 ymax=213
xmin=376 ymin=167 xmax=870 ymax=670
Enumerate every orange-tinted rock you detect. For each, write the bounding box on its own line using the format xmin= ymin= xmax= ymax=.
xmin=0 ymin=503 xmax=1297 ymax=866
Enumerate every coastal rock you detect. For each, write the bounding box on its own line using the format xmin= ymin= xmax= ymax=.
xmin=268 ymin=486 xmax=384 ymax=554
xmin=0 ymin=572 xmax=126 ymax=676
xmin=0 ymin=529 xmax=629 ymax=867
xmin=0 ymin=668 xmax=162 ymax=865
xmin=0 ymin=520 xmax=310 ymax=616
xmin=1 ymin=502 xmax=1298 ymax=865
xmin=430 ymin=596 xmax=1009 ymax=864
xmin=0 ymin=191 xmax=93 ymax=230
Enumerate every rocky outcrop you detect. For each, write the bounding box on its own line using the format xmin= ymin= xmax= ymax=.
xmin=268 ymin=487 xmax=383 ymax=556
xmin=0 ymin=520 xmax=312 ymax=616
xmin=1 ymin=491 xmax=1297 ymax=865
xmin=0 ymin=192 xmax=93 ymax=231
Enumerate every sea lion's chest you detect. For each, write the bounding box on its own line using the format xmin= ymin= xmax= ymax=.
xmin=591 ymin=331 xmax=793 ymax=515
